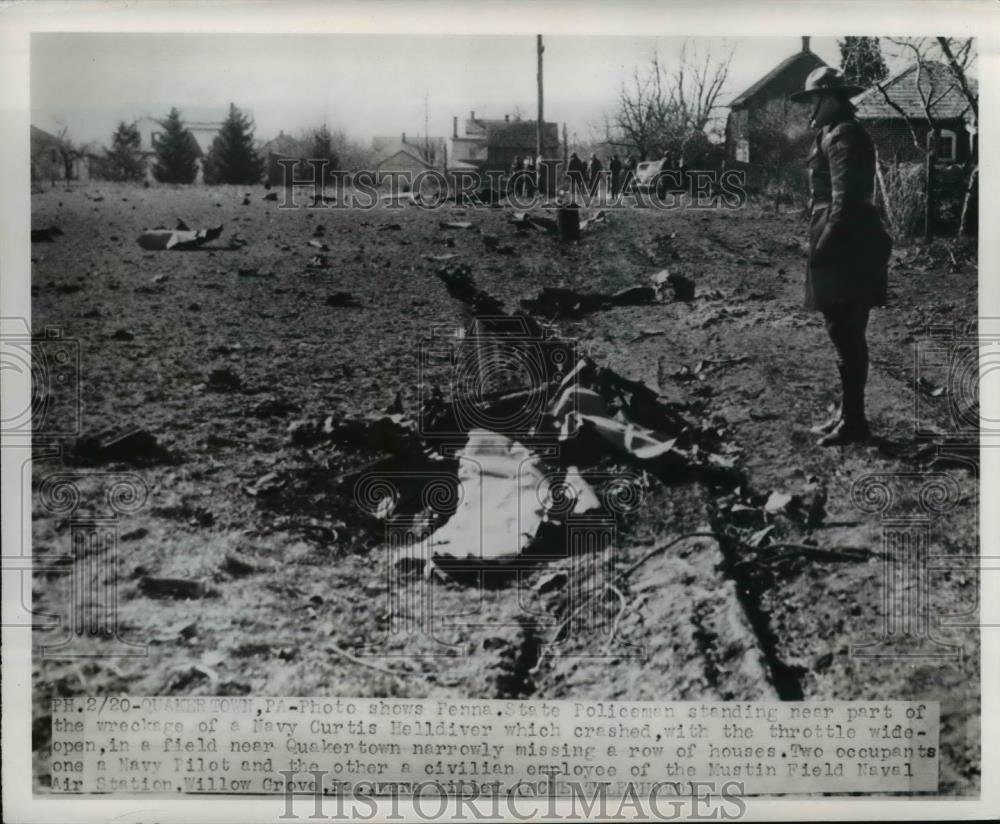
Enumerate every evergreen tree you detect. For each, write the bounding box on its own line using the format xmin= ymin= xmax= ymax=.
xmin=152 ymin=108 xmax=199 ymax=184
xmin=839 ymin=37 xmax=889 ymax=88
xmin=103 ymin=121 xmax=146 ymax=182
xmin=307 ymin=124 xmax=340 ymax=182
xmin=202 ymin=103 xmax=263 ymax=185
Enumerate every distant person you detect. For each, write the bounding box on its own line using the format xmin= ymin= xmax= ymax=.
xmin=790 ymin=66 xmax=893 ymax=446
xmin=587 ymin=153 xmax=603 ymax=194
xmin=522 ymin=155 xmax=536 ymax=198
xmin=567 ymin=152 xmax=585 ymax=200
xmin=510 ymin=155 xmax=523 ymax=197
xmin=622 ymin=154 xmax=638 ymax=195
xmin=609 ymin=154 xmax=623 ymax=197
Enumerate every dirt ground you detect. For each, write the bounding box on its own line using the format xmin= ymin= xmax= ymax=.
xmin=30 ymin=181 xmax=980 ymax=794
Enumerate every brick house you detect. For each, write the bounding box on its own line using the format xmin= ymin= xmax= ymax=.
xmin=449 ymin=111 xmax=559 ymax=173
xmin=725 ymin=37 xmax=826 ymax=166
xmin=851 ymin=61 xmax=977 ymax=164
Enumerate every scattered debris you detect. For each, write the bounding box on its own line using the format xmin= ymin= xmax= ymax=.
xmin=763 ymin=491 xmax=795 ymax=514
xmin=237 ymin=267 xmax=276 ymax=278
xmin=137 ymin=221 xmax=224 ymax=251
xmin=535 ymin=571 xmax=568 ymax=595
xmin=439 ymin=220 xmax=476 ymax=231
xmin=325 ymin=292 xmax=361 ymax=308
xmin=251 ymin=398 xmax=301 ymax=418
xmin=245 ymin=471 xmax=287 ymax=498
xmin=222 ymin=553 xmax=257 ymax=576
xmin=519 ymin=284 xmax=656 ymax=318
xmin=73 ymin=428 xmax=173 ymax=466
xmin=31 ymin=226 xmax=63 ymax=243
xmin=140 ymin=576 xmax=210 ymax=600
xmin=263 ymin=192 xmax=279 ymax=201
xmin=411 ymin=429 xmax=548 ymax=562
xmin=308 ymin=239 xmax=330 ymax=251
xmin=628 ymin=329 xmax=666 ymax=344
xmin=307 ymin=254 xmax=330 ymax=270
xmin=206 ymin=367 xmax=242 ymax=392
xmin=651 ymin=269 xmax=696 ymax=302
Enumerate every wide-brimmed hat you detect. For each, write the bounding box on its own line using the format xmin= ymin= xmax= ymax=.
xmin=790 ymin=66 xmax=865 ymax=102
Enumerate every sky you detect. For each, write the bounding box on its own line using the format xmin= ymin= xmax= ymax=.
xmin=32 ymin=33 xmax=860 ymax=148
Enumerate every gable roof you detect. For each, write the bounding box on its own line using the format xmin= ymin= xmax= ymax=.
xmin=484 ymin=120 xmax=559 ymax=149
xmin=374 ymin=148 xmax=435 ymax=170
xmin=730 ymin=50 xmax=826 ymax=108
xmin=372 ymin=135 xmax=446 ymax=165
xmin=259 ymin=131 xmax=306 ymax=158
xmin=30 ymin=125 xmax=60 ymax=145
xmin=852 ymin=60 xmax=977 ymax=121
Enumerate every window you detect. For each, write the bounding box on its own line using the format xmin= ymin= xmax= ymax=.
xmin=736 ymin=139 xmax=750 ymax=163
xmin=151 ymin=131 xmax=162 ymax=147
xmin=928 ymin=128 xmax=956 ymax=162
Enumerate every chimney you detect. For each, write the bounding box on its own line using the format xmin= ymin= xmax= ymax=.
xmin=470 ymin=110 xmax=475 ymax=121
xmin=802 ymin=36 xmax=810 ymax=53
xmin=453 ymin=116 xmax=458 ymax=138
xmin=402 ymin=132 xmax=406 ymax=144
xmin=505 ymin=114 xmax=510 ymax=123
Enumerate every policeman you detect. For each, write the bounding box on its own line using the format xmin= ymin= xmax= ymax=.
xmin=791 ymin=67 xmax=892 ymax=446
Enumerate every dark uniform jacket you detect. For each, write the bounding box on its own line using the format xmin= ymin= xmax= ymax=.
xmin=806 ymin=116 xmax=892 ymax=310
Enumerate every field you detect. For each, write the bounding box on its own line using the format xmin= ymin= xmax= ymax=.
xmin=30 ymin=181 xmax=980 ymax=793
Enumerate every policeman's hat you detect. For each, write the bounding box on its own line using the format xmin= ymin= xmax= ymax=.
xmin=790 ymin=66 xmax=865 ymax=102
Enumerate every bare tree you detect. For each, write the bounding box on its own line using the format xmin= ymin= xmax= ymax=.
xmin=606 ymin=40 xmax=734 ymax=160
xmin=53 ymin=126 xmax=90 ymax=182
xmin=873 ymin=37 xmax=977 ymax=239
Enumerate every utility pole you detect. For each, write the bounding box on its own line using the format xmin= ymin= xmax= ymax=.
xmin=537 ymin=34 xmax=544 ymax=189
xmin=424 ymin=91 xmax=430 ymax=161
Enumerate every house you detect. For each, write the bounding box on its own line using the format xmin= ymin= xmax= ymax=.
xmin=133 ymin=115 xmax=224 ymax=182
xmin=449 ymin=111 xmax=559 ymax=173
xmin=725 ymin=37 xmax=827 ymax=165
xmin=851 ymin=61 xmax=977 ymax=164
xmin=259 ymin=131 xmax=308 ymax=186
xmin=30 ymin=125 xmax=92 ymax=183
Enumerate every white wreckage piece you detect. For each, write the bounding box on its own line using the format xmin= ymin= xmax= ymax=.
xmin=137 ymin=220 xmax=224 ymax=251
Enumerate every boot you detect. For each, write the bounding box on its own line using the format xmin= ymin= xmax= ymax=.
xmin=818 ymin=417 xmax=871 ymax=446
xmin=809 ymin=408 xmax=842 ymax=435
xmin=810 ymin=364 xmax=847 ymax=435
xmin=818 ymin=361 xmax=870 ymax=446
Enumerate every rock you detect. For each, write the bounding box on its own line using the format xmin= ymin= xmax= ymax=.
xmin=263 ymin=192 xmax=278 ymax=201
xmin=110 ymin=328 xmax=135 ymax=341
xmin=121 ymin=527 xmax=149 ymax=542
